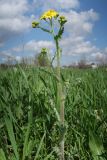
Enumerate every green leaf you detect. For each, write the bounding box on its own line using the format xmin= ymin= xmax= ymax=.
xmin=56 ymin=26 xmax=64 ymax=40
xmin=89 ymin=130 xmax=105 ymax=160
xmin=22 ymin=110 xmax=32 ymax=160
xmin=0 ymin=149 xmax=6 ymax=160
xmin=5 ymin=117 xmax=19 ymax=160
xmin=44 ymin=150 xmax=55 ymax=160
xmin=34 ymin=132 xmax=46 ymax=160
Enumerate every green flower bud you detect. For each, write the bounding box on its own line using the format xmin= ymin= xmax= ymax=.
xmin=54 ymin=13 xmax=59 ymax=19
xmin=32 ymin=21 xmax=39 ymax=28
xmin=58 ymin=16 xmax=67 ymax=25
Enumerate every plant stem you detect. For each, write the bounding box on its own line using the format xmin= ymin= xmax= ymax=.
xmin=55 ymin=38 xmax=65 ymax=160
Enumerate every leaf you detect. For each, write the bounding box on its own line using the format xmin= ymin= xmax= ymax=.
xmin=34 ymin=132 xmax=46 ymax=160
xmin=0 ymin=149 xmax=6 ymax=160
xmin=56 ymin=26 xmax=64 ymax=40
xmin=44 ymin=150 xmax=55 ymax=160
xmin=22 ymin=110 xmax=32 ymax=160
xmin=19 ymin=66 xmax=29 ymax=88
xmin=5 ymin=117 xmax=19 ymax=160
xmin=27 ymin=140 xmax=34 ymax=157
xmin=89 ymin=129 xmax=105 ymax=160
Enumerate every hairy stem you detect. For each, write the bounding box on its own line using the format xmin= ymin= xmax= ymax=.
xmin=55 ymin=38 xmax=65 ymax=160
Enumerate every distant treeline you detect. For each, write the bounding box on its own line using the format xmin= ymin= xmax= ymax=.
xmin=0 ymin=61 xmax=107 ymax=69
xmin=0 ymin=47 xmax=107 ymax=69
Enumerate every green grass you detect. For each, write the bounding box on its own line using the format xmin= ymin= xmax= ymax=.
xmin=0 ymin=67 xmax=107 ymax=159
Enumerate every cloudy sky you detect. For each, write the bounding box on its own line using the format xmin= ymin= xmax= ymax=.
xmin=0 ymin=0 xmax=107 ymax=65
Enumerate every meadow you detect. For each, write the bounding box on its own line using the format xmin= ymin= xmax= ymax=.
xmin=0 ymin=67 xmax=107 ymax=160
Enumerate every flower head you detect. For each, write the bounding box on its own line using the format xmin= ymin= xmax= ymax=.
xmin=40 ymin=10 xmax=59 ymax=20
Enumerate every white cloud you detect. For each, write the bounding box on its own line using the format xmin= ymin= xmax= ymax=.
xmin=57 ymin=0 xmax=79 ymax=9
xmin=105 ymin=47 xmax=107 ymax=53
xmin=91 ymin=51 xmax=107 ymax=64
xmin=24 ymin=40 xmax=54 ymax=53
xmin=57 ymin=8 xmax=99 ymax=63
xmin=92 ymin=52 xmax=104 ymax=59
xmin=0 ymin=0 xmax=28 ymax=18
xmin=0 ymin=51 xmax=16 ymax=63
xmin=11 ymin=40 xmax=55 ymax=57
xmin=33 ymin=0 xmax=79 ymax=11
xmin=0 ymin=17 xmax=30 ymax=33
xmin=0 ymin=0 xmax=31 ymax=43
xmin=62 ymin=9 xmax=99 ymax=37
xmin=60 ymin=36 xmax=98 ymax=56
xmin=15 ymin=56 xmax=21 ymax=62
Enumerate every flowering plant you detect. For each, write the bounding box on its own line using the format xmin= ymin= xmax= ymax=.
xmin=32 ymin=10 xmax=67 ymax=160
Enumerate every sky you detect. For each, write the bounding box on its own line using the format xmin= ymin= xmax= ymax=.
xmin=0 ymin=0 xmax=107 ymax=65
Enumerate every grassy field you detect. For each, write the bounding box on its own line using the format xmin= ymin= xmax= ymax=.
xmin=0 ymin=67 xmax=107 ymax=160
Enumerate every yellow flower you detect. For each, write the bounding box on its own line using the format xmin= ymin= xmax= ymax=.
xmin=40 ymin=10 xmax=59 ymax=20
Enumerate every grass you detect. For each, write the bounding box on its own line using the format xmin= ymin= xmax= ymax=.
xmin=0 ymin=67 xmax=107 ymax=159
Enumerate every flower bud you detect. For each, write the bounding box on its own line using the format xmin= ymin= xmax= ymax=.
xmin=59 ymin=16 xmax=67 ymax=25
xmin=32 ymin=21 xmax=39 ymax=28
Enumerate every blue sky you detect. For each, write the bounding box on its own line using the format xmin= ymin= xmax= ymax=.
xmin=0 ymin=0 xmax=107 ymax=65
